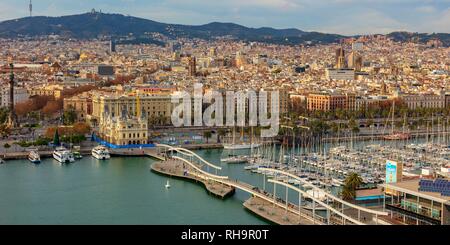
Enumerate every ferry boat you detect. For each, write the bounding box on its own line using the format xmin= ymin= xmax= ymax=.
xmin=53 ymin=147 xmax=75 ymax=164
xmin=92 ymin=146 xmax=110 ymax=160
xmin=28 ymin=150 xmax=41 ymax=164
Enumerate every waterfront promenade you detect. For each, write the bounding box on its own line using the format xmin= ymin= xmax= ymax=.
xmin=244 ymin=197 xmax=316 ymax=225
xmin=151 ymin=159 xmax=235 ymax=198
xmin=0 ymin=142 xmax=223 ymax=161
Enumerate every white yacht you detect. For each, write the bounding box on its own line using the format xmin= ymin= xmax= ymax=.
xmin=53 ymin=147 xmax=75 ymax=164
xmin=28 ymin=150 xmax=41 ymax=164
xmin=92 ymin=146 xmax=111 ymax=160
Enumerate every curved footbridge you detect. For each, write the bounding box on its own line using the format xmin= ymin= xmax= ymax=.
xmin=151 ymin=144 xmax=389 ymax=225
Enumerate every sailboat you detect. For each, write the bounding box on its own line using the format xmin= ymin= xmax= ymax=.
xmin=384 ymin=100 xmax=410 ymax=140
xmin=223 ymin=126 xmax=260 ymax=150
xmin=165 ymin=180 xmax=171 ymax=189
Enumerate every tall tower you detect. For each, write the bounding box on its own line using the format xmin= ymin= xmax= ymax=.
xmin=335 ymin=47 xmax=346 ymax=69
xmin=7 ymin=63 xmax=18 ymax=128
xmin=110 ymin=39 xmax=116 ymax=53
xmin=188 ymin=57 xmax=196 ymax=76
xmin=29 ymin=0 xmax=33 ymax=17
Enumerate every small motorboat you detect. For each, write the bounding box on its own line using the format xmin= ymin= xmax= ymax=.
xmin=28 ymin=150 xmax=41 ymax=164
xmin=165 ymin=180 xmax=171 ymax=189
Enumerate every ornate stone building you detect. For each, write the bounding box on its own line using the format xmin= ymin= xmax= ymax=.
xmin=98 ymin=104 xmax=149 ymax=146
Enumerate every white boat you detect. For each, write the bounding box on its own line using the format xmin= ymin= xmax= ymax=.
xmin=28 ymin=150 xmax=41 ymax=164
xmin=302 ymin=202 xmax=327 ymax=211
xmin=244 ymin=164 xmax=260 ymax=170
xmin=220 ymin=155 xmax=248 ymax=164
xmin=92 ymin=146 xmax=111 ymax=160
xmin=223 ymin=143 xmax=261 ymax=150
xmin=53 ymin=147 xmax=75 ymax=164
xmin=305 ymin=189 xmax=327 ymax=202
xmin=165 ymin=180 xmax=171 ymax=189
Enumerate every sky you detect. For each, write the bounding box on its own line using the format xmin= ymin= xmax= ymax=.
xmin=0 ymin=0 xmax=449 ymax=35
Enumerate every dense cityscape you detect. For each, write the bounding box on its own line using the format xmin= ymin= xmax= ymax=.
xmin=0 ymin=4 xmax=449 ymax=228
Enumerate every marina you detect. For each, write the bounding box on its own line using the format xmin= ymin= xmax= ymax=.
xmin=0 ymin=137 xmax=448 ymax=225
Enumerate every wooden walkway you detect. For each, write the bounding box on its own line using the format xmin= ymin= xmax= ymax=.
xmin=244 ymin=197 xmax=316 ymax=225
xmin=151 ymin=159 xmax=235 ymax=198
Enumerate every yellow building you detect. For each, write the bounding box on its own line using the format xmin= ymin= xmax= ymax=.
xmin=28 ymin=84 xmax=65 ymax=99
xmin=92 ymin=92 xmax=173 ymax=126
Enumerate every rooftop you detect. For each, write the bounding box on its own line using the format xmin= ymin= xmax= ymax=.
xmin=382 ymin=179 xmax=450 ymax=204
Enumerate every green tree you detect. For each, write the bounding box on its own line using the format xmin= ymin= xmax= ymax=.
xmin=4 ymin=143 xmax=11 ymax=153
xmin=63 ymin=108 xmax=77 ymax=125
xmin=341 ymin=173 xmax=363 ymax=201
xmin=0 ymin=124 xmax=11 ymax=138
xmin=341 ymin=185 xmax=355 ymax=201
xmin=330 ymin=122 xmax=340 ymax=135
xmin=53 ymin=129 xmax=60 ymax=146
xmin=0 ymin=108 xmax=9 ymax=124
xmin=217 ymin=129 xmax=227 ymax=143
xmin=203 ymin=131 xmax=212 ymax=143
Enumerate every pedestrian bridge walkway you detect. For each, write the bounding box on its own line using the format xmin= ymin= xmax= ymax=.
xmin=155 ymin=144 xmax=390 ymax=225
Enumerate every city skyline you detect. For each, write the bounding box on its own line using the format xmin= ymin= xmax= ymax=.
xmin=0 ymin=0 xmax=449 ymax=35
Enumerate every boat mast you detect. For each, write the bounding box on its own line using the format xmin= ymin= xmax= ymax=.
xmin=391 ymin=100 xmax=395 ymax=135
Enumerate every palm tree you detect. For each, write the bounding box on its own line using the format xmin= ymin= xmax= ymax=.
xmin=217 ymin=129 xmax=227 ymax=143
xmin=203 ymin=131 xmax=212 ymax=144
xmin=346 ymin=172 xmax=363 ymax=189
xmin=341 ymin=172 xmax=363 ymax=201
xmin=341 ymin=185 xmax=355 ymax=201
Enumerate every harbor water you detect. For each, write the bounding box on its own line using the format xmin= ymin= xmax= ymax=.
xmin=0 ymin=150 xmax=273 ymax=225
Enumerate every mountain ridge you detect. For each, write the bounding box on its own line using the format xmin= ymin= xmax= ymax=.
xmin=0 ymin=12 xmax=448 ymax=46
xmin=0 ymin=12 xmax=341 ymax=44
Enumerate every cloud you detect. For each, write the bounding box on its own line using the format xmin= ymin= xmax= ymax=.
xmin=314 ymin=9 xmax=409 ymax=35
xmin=426 ymin=7 xmax=450 ymax=33
xmin=415 ymin=5 xmax=437 ymax=13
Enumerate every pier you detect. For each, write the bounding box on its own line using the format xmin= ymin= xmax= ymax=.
xmin=154 ymin=144 xmax=391 ymax=225
xmin=151 ymin=159 xmax=235 ymax=198
xmin=244 ymin=197 xmax=316 ymax=225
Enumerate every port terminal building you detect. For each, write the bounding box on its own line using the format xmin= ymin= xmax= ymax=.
xmin=381 ymin=179 xmax=450 ymax=225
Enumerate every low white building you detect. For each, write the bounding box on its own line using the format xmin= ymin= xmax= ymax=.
xmin=402 ymin=94 xmax=446 ymax=109
xmin=326 ymin=68 xmax=355 ymax=81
